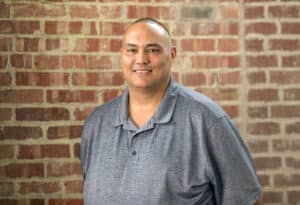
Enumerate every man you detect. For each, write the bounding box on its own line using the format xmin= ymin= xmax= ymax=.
xmin=80 ymin=18 xmax=262 ymax=205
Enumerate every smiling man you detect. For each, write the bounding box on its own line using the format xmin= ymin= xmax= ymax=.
xmin=80 ymin=18 xmax=263 ymax=205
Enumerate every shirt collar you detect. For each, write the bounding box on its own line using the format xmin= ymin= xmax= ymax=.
xmin=113 ymin=76 xmax=179 ymax=127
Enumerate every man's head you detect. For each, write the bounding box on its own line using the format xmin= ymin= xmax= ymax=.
xmin=120 ymin=18 xmax=176 ymax=92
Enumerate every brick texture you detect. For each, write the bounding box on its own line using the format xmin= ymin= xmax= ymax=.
xmin=0 ymin=0 xmax=299 ymax=204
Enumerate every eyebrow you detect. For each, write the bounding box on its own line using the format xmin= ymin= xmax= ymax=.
xmin=123 ymin=43 xmax=162 ymax=48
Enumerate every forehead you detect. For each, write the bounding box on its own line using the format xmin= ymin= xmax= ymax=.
xmin=122 ymin=22 xmax=170 ymax=46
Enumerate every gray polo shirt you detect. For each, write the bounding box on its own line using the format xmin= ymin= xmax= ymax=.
xmin=80 ymin=78 xmax=262 ymax=205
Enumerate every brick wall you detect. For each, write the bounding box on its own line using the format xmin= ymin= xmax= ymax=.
xmin=0 ymin=0 xmax=299 ymax=204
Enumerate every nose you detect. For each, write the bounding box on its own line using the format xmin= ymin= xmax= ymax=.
xmin=136 ymin=50 xmax=149 ymax=65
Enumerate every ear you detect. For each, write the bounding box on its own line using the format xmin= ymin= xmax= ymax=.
xmin=171 ymin=46 xmax=177 ymax=60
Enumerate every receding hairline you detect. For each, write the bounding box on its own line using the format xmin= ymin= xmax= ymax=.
xmin=125 ymin=17 xmax=171 ymax=38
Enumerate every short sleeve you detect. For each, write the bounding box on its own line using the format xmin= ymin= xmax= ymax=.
xmin=80 ymin=119 xmax=93 ymax=181
xmin=206 ymin=116 xmax=262 ymax=205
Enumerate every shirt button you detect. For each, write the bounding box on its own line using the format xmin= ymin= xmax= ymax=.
xmin=131 ymin=150 xmax=137 ymax=156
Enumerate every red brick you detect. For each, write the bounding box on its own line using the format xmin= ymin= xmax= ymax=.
xmin=218 ymin=39 xmax=239 ymax=52
xmin=14 ymin=3 xmax=65 ymax=17
xmin=47 ymin=125 xmax=83 ymax=139
xmin=47 ymin=90 xmax=96 ymax=103
xmin=282 ymin=22 xmax=300 ymax=34
xmin=286 ymin=122 xmax=300 ymax=134
xmin=110 ymin=39 xmax=122 ymax=52
xmin=247 ymin=140 xmax=268 ymax=153
xmin=248 ymin=89 xmax=279 ymax=102
xmin=102 ymin=89 xmax=122 ymax=103
xmin=181 ymin=39 xmax=215 ymax=52
xmin=0 ymin=108 xmax=12 ymax=121
xmin=45 ymin=21 xmax=67 ymax=35
xmin=282 ymin=55 xmax=300 ymax=67
xmin=0 ymin=89 xmax=44 ymax=103
xmin=219 ymin=22 xmax=238 ymax=35
xmin=69 ymin=21 xmax=82 ymax=34
xmin=198 ymin=88 xmax=238 ymax=101
xmin=34 ymin=55 xmax=60 ymax=69
xmin=49 ymin=199 xmax=83 ymax=205
xmin=0 ymin=3 xmax=10 ymax=18
xmin=269 ymin=6 xmax=299 ymax=18
xmin=15 ymin=21 xmax=40 ymax=34
xmin=0 ymin=38 xmax=11 ymax=51
xmin=0 ymin=55 xmax=8 ymax=69
xmin=0 ymin=72 xmax=11 ymax=86
xmin=247 ymin=71 xmax=266 ymax=84
xmin=246 ymin=22 xmax=277 ymax=35
xmin=62 ymin=55 xmax=87 ymax=69
xmin=19 ymin=182 xmax=60 ymax=194
xmin=70 ymin=5 xmax=98 ymax=18
xmin=274 ymin=174 xmax=300 ymax=187
xmin=73 ymin=38 xmax=100 ymax=52
xmin=16 ymin=108 xmax=69 ymax=121
xmin=15 ymin=38 xmax=40 ymax=52
xmin=74 ymin=143 xmax=80 ymax=158
xmin=0 ymin=126 xmax=42 ymax=140
xmin=245 ymin=39 xmax=263 ymax=52
xmin=182 ymin=73 xmax=206 ymax=86
xmin=47 ymin=162 xmax=81 ymax=177
xmin=270 ymin=39 xmax=300 ymax=51
xmin=18 ymin=144 xmax=70 ymax=159
xmin=72 ymin=72 xmax=124 ymax=86
xmin=262 ymin=191 xmax=283 ymax=204
xmin=248 ymin=122 xmax=280 ymax=135
xmin=288 ymin=191 xmax=300 ymax=204
xmin=16 ymin=72 xmax=69 ymax=86
xmin=219 ymin=71 xmax=240 ymax=85
xmin=258 ymin=175 xmax=270 ymax=187
xmin=87 ymin=56 xmax=112 ymax=69
xmin=73 ymin=107 xmax=95 ymax=120
xmin=0 ymin=182 xmax=13 ymax=196
xmin=101 ymin=22 xmax=126 ymax=36
xmin=11 ymin=54 xmax=33 ymax=68
xmin=191 ymin=22 xmax=219 ymax=36
xmin=254 ymin=157 xmax=282 ymax=171
xmin=3 ymin=163 xmax=44 ymax=178
xmin=273 ymin=139 xmax=300 ymax=152
xmin=0 ymin=145 xmax=13 ymax=159
xmin=222 ymin=105 xmax=238 ymax=118
xmin=0 ymin=199 xmax=44 ymax=205
xmin=191 ymin=56 xmax=218 ymax=69
xmin=286 ymin=157 xmax=300 ymax=169
xmin=246 ymin=55 xmax=278 ymax=68
xmin=64 ymin=180 xmax=83 ymax=193
xmin=45 ymin=39 xmax=65 ymax=51
xmin=248 ymin=106 xmax=268 ymax=118
xmin=0 ymin=20 xmax=14 ymax=34
xmin=271 ymin=71 xmax=300 ymax=84
xmin=284 ymin=89 xmax=300 ymax=101
xmin=271 ymin=105 xmax=300 ymax=118
xmin=244 ymin=6 xmax=264 ymax=19
xmin=220 ymin=5 xmax=239 ymax=19
xmin=99 ymin=6 xmax=121 ymax=19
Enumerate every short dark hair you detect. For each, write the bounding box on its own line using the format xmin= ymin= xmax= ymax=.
xmin=129 ymin=17 xmax=171 ymax=37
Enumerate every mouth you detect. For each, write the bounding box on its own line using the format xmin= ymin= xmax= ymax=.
xmin=132 ymin=66 xmax=153 ymax=73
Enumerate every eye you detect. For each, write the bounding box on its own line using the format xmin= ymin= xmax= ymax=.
xmin=125 ymin=48 xmax=137 ymax=54
xmin=147 ymin=47 xmax=160 ymax=53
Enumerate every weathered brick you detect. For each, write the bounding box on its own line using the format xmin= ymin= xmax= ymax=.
xmin=220 ymin=22 xmax=238 ymax=35
xmin=181 ymin=6 xmax=214 ymax=19
xmin=219 ymin=71 xmax=240 ymax=85
xmin=46 ymin=39 xmax=68 ymax=51
xmin=286 ymin=157 xmax=300 ymax=169
xmin=0 ymin=72 xmax=11 ymax=86
xmin=0 ymin=55 xmax=8 ymax=69
xmin=222 ymin=105 xmax=238 ymax=118
xmin=218 ymin=39 xmax=239 ymax=52
xmin=182 ymin=72 xmax=206 ymax=86
xmin=0 ymin=89 xmax=44 ymax=103
xmin=248 ymin=122 xmax=280 ymax=135
xmin=15 ymin=21 xmax=40 ymax=34
xmin=246 ymin=22 xmax=277 ymax=35
xmin=18 ymin=144 xmax=70 ymax=159
xmin=70 ymin=5 xmax=98 ymax=18
xmin=198 ymin=88 xmax=238 ymax=101
xmin=0 ymin=145 xmax=13 ymax=159
xmin=0 ymin=199 xmax=44 ymax=205
xmin=64 ymin=180 xmax=83 ymax=193
xmin=281 ymin=22 xmax=300 ymax=34
xmin=47 ymin=125 xmax=83 ymax=139
xmin=247 ymin=140 xmax=268 ymax=153
xmin=288 ymin=191 xmax=300 ymax=204
xmin=0 ymin=3 xmax=10 ymax=18
xmin=19 ymin=182 xmax=61 ymax=194
xmin=273 ymin=139 xmax=300 ymax=152
xmin=0 ymin=20 xmax=14 ymax=34
xmin=45 ymin=21 xmax=67 ymax=35
xmin=192 ymin=56 xmax=240 ymax=69
xmin=16 ymin=38 xmax=40 ymax=52
xmin=102 ymin=89 xmax=122 ymax=103
xmin=274 ymin=174 xmax=300 ymax=187
xmin=73 ymin=38 xmax=100 ymax=52
xmin=282 ymin=55 xmax=300 ymax=67
xmin=0 ymin=108 xmax=12 ymax=121
xmin=10 ymin=54 xmax=33 ymax=68
xmin=262 ymin=191 xmax=283 ymax=204
xmin=245 ymin=39 xmax=263 ymax=52
xmin=87 ymin=56 xmax=112 ymax=69
xmin=14 ymin=3 xmax=65 ymax=17
xmin=191 ymin=22 xmax=219 ymax=36
xmin=47 ymin=90 xmax=97 ymax=103
xmin=0 ymin=38 xmax=11 ymax=51
xmin=3 ymin=163 xmax=44 ymax=178
xmin=269 ymin=39 xmax=300 ymax=51
xmin=258 ymin=175 xmax=270 ymax=187
xmin=181 ymin=39 xmax=215 ymax=52
xmin=271 ymin=105 xmax=300 ymax=118
xmin=269 ymin=6 xmax=299 ymax=18
xmin=284 ymin=89 xmax=300 ymax=101
xmin=74 ymin=143 xmax=80 ymax=158
xmin=246 ymin=55 xmax=278 ymax=68
xmin=220 ymin=5 xmax=239 ymax=19
xmin=244 ymin=6 xmax=264 ymax=19
xmin=0 ymin=126 xmax=42 ymax=140
xmin=47 ymin=162 xmax=81 ymax=177
xmin=101 ymin=22 xmax=127 ymax=36
xmin=49 ymin=199 xmax=83 ymax=205
xmin=72 ymin=72 xmax=124 ymax=86
xmin=248 ymin=106 xmax=268 ymax=118
xmin=286 ymin=122 xmax=300 ymax=134
xmin=61 ymin=55 xmax=87 ymax=69
xmin=16 ymin=108 xmax=69 ymax=121
xmin=35 ymin=55 xmax=60 ymax=69
xmin=254 ymin=157 xmax=282 ymax=170
xmin=16 ymin=72 xmax=69 ymax=86
xmin=248 ymin=89 xmax=279 ymax=102
xmin=73 ymin=107 xmax=95 ymax=121
xmin=69 ymin=21 xmax=82 ymax=34
xmin=247 ymin=71 xmax=266 ymax=84
xmin=0 ymin=182 xmax=13 ymax=196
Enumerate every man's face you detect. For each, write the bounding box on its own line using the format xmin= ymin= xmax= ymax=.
xmin=120 ymin=22 xmax=176 ymax=92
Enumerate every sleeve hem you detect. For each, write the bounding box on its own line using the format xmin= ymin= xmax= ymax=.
xmin=244 ymin=189 xmax=263 ymax=205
